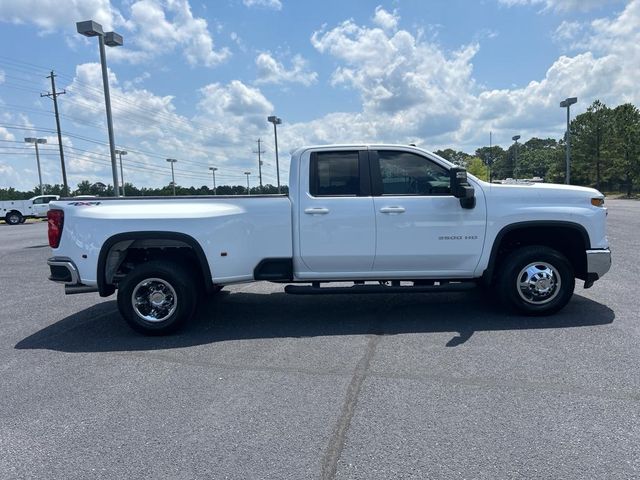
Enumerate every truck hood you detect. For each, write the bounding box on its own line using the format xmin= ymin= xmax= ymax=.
xmin=483 ymin=181 xmax=604 ymax=203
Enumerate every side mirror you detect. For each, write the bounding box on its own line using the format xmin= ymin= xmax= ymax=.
xmin=449 ymin=167 xmax=476 ymax=209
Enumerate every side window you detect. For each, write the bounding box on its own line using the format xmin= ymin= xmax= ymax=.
xmin=43 ymin=197 xmax=54 ymax=204
xmin=310 ymin=151 xmax=360 ymax=196
xmin=378 ymin=151 xmax=451 ymax=196
xmin=33 ymin=197 xmax=44 ymax=204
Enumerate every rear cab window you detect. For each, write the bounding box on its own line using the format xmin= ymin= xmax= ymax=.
xmin=309 ymin=151 xmax=370 ymax=196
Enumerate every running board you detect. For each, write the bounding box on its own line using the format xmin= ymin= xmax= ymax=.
xmin=284 ymin=282 xmax=476 ymax=295
xmin=65 ymin=284 xmax=99 ymax=295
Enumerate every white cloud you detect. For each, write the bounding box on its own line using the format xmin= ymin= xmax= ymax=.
xmin=372 ymin=6 xmax=399 ymax=31
xmin=553 ymin=20 xmax=584 ymax=43
xmin=63 ymin=63 xmax=187 ymax=138
xmin=242 ymin=0 xmax=282 ymax=10
xmin=311 ymin=15 xmax=479 ymax=138
xmin=498 ymin=0 xmax=624 ymax=12
xmin=0 ymin=163 xmax=19 ymax=189
xmin=0 ymin=0 xmax=119 ymax=30
xmin=195 ymin=80 xmax=274 ymax=144
xmin=0 ymin=0 xmax=229 ymax=68
xmin=0 ymin=127 xmax=15 ymax=141
xmin=111 ymin=0 xmax=230 ymax=67
xmin=58 ymin=63 xmax=193 ymax=184
xmin=56 ymin=64 xmax=278 ymax=187
xmin=296 ymin=1 xmax=640 ymax=153
xmin=255 ymin=52 xmax=318 ymax=86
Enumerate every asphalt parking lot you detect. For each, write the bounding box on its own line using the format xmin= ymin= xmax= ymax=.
xmin=0 ymin=199 xmax=638 ymax=480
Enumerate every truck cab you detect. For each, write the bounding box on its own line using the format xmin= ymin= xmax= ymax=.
xmin=291 ymin=146 xmax=485 ymax=279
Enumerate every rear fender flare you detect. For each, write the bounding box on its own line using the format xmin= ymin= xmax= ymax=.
xmin=97 ymin=231 xmax=213 ymax=297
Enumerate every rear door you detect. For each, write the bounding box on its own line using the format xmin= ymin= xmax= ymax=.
xmin=371 ymin=149 xmax=486 ymax=276
xmin=297 ymin=149 xmax=376 ymax=273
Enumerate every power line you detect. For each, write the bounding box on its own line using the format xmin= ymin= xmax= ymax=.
xmin=0 ymin=57 xmax=284 ymax=184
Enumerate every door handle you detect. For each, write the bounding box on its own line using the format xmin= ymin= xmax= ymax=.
xmin=304 ymin=207 xmax=330 ymax=215
xmin=380 ymin=206 xmax=405 ymax=214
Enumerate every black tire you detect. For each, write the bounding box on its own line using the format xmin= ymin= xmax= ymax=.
xmin=19 ymin=217 xmax=27 ymax=224
xmin=498 ymin=245 xmax=575 ymax=316
xmin=117 ymin=260 xmax=198 ymax=335
xmin=5 ymin=212 xmax=23 ymax=225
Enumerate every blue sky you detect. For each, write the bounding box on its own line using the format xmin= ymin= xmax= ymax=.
xmin=0 ymin=0 xmax=637 ymax=191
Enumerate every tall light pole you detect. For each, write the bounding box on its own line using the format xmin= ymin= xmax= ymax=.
xmin=512 ymin=135 xmax=521 ymax=180
xmin=166 ymin=158 xmax=177 ymax=196
xmin=244 ymin=171 xmax=251 ymax=194
xmin=25 ymin=137 xmax=47 ymax=195
xmin=209 ymin=167 xmax=218 ymax=195
xmin=560 ymin=97 xmax=577 ymax=185
xmin=267 ymin=115 xmax=282 ymax=193
xmin=76 ymin=20 xmax=123 ymax=197
xmin=115 ymin=149 xmax=127 ymax=196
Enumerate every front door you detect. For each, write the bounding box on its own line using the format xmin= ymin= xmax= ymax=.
xmin=32 ymin=197 xmax=50 ymax=217
xmin=371 ymin=150 xmax=486 ymax=276
xmin=297 ymin=150 xmax=376 ymax=274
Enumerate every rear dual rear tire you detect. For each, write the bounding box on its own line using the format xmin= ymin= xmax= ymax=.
xmin=5 ymin=212 xmax=23 ymax=225
xmin=117 ymin=260 xmax=198 ymax=335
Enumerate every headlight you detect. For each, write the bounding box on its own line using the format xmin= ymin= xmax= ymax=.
xmin=591 ymin=197 xmax=605 ymax=207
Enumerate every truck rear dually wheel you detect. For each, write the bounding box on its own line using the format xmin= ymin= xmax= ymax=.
xmin=117 ymin=260 xmax=198 ymax=335
xmin=498 ymin=246 xmax=575 ymax=315
xmin=5 ymin=212 xmax=23 ymax=225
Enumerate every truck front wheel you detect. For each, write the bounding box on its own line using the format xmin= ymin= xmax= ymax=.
xmin=498 ymin=246 xmax=575 ymax=316
xmin=117 ymin=260 xmax=198 ymax=335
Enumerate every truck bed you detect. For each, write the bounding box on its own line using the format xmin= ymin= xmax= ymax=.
xmin=49 ymin=195 xmax=293 ymax=286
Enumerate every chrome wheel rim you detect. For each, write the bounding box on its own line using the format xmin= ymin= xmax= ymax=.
xmin=131 ymin=278 xmax=177 ymax=322
xmin=8 ymin=214 xmax=19 ymax=223
xmin=517 ymin=262 xmax=561 ymax=305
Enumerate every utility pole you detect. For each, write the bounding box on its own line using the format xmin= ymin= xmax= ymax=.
xmin=41 ymin=71 xmax=68 ymax=196
xmin=253 ymin=138 xmax=265 ymax=191
xmin=25 ymin=138 xmax=47 ymax=195
xmin=209 ymin=167 xmax=218 ymax=195
xmin=166 ymin=158 xmax=177 ymax=196
xmin=488 ymin=131 xmax=493 ymax=183
xmin=244 ymin=171 xmax=251 ymax=194
xmin=115 ymin=149 xmax=127 ymax=195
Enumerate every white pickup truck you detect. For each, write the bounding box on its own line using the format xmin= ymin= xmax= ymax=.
xmin=46 ymin=145 xmax=611 ymax=335
xmin=2 ymin=195 xmax=59 ymax=225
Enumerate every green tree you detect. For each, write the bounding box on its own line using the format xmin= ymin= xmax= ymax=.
xmin=610 ymin=103 xmax=640 ymax=196
xmin=434 ymin=149 xmax=472 ymax=167
xmin=516 ymin=138 xmax=561 ymax=180
xmin=466 ymin=157 xmax=489 ymax=181
xmin=74 ymin=180 xmax=93 ymax=195
xmin=475 ymin=145 xmax=507 ymax=182
xmin=570 ymin=100 xmax=612 ymax=189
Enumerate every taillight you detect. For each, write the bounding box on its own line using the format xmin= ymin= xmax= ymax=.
xmin=47 ymin=209 xmax=64 ymax=248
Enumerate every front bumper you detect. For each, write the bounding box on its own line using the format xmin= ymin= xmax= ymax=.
xmin=586 ymin=249 xmax=611 ymax=280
